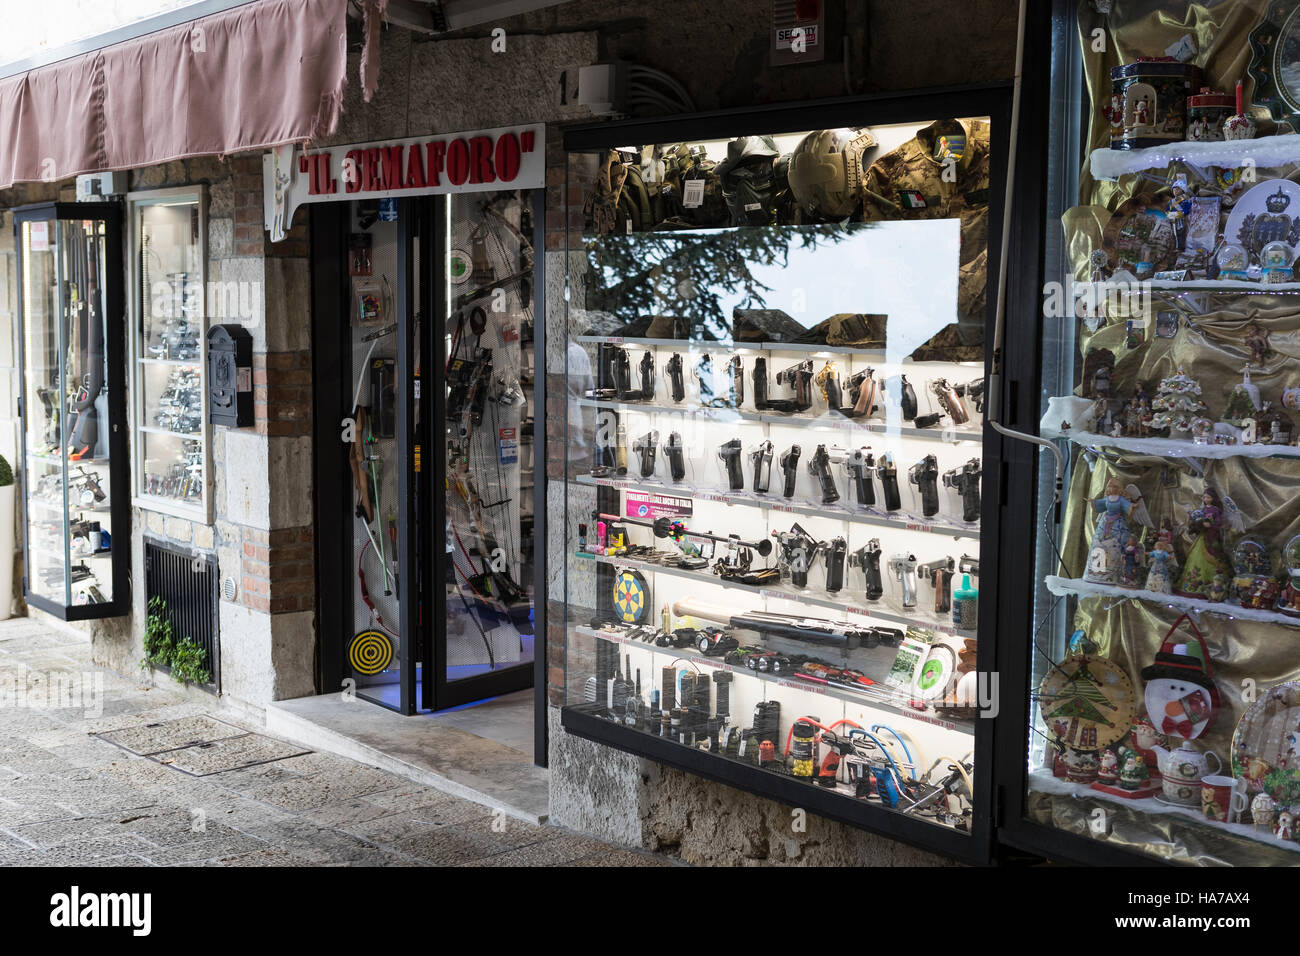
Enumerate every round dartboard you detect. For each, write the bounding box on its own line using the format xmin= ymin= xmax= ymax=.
xmin=1038 ymin=653 xmax=1136 ymax=752
xmin=612 ymin=569 xmax=650 ymax=624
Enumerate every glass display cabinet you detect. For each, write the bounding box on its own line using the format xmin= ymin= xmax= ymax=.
xmin=1009 ymin=0 xmax=1300 ymax=866
xmin=559 ymin=90 xmax=1015 ymax=862
xmin=13 ymin=203 xmax=129 ymax=619
xmin=129 ymin=188 xmax=210 ymax=519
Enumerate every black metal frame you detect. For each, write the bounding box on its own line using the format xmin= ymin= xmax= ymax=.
xmin=429 ymin=189 xmax=544 ymax=714
xmin=559 ymin=85 xmax=1026 ymax=864
xmin=310 ymin=190 xmax=547 ymax=762
xmin=12 ymin=201 xmax=130 ymax=621
xmin=987 ymin=0 xmax=1212 ymax=870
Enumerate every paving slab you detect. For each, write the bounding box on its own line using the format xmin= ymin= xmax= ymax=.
xmin=96 ymin=715 xmax=249 ymax=755
xmin=267 ymin=693 xmax=549 ymax=824
xmin=149 ymin=733 xmax=310 ymax=776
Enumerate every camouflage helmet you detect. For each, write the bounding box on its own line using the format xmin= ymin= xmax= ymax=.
xmin=716 ymin=135 xmax=781 ymax=226
xmin=787 ymin=128 xmax=878 ymax=219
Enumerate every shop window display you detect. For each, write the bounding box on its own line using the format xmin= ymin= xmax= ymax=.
xmin=13 ymin=204 xmax=128 ymax=619
xmin=130 ymin=190 xmax=210 ymax=519
xmin=1027 ymin=0 xmax=1300 ymax=865
xmin=561 ymin=114 xmax=997 ymax=843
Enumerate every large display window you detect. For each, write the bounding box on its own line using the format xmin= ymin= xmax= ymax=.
xmin=559 ymin=92 xmax=1013 ymax=861
xmin=12 ymin=203 xmax=129 ymax=620
xmin=1014 ymin=0 xmax=1300 ymax=865
xmin=129 ymin=188 xmax=211 ymax=520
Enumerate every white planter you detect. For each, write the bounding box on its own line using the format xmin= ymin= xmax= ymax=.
xmin=0 ymin=485 xmax=13 ymax=621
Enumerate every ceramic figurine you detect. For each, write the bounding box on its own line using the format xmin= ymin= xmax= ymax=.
xmin=1144 ymin=529 xmax=1179 ymax=594
xmin=1084 ymin=478 xmax=1150 ymax=584
xmin=1276 ymin=808 xmax=1295 ymax=841
xmin=1257 ymin=402 xmax=1294 ymax=445
xmin=1252 ymin=792 xmax=1277 ymax=832
xmin=1245 ymin=321 xmax=1274 ymax=367
xmin=1130 ymin=716 xmax=1168 ymax=775
xmin=1277 ymin=577 xmax=1300 ymax=618
xmin=1120 ymin=747 xmax=1150 ymax=791
xmin=1120 ymin=534 xmax=1147 ymax=589
xmin=1222 ymin=81 xmax=1256 ymax=140
xmin=1082 ymin=347 xmax=1116 ymax=399
xmin=1166 ymin=177 xmax=1193 ymax=251
xmin=1098 ymin=748 xmax=1120 ymax=785
xmin=1064 ymin=748 xmax=1099 ymax=784
xmin=1176 ymin=487 xmax=1243 ymax=599
xmin=1220 ymin=367 xmax=1261 ymax=427
xmin=1149 ymin=367 xmax=1209 ymax=437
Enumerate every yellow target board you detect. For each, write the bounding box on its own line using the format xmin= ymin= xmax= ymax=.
xmin=350 ymin=630 xmax=395 ymax=675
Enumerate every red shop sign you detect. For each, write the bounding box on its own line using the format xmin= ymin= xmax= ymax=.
xmin=264 ymin=124 xmax=544 ymax=241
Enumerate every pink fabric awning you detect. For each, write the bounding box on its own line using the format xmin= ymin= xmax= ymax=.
xmin=0 ymin=0 xmax=350 ymax=190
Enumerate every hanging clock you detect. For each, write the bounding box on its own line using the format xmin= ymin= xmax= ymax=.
xmin=1038 ymin=643 xmax=1137 ymax=752
xmin=1247 ymin=0 xmax=1300 ymax=131
xmin=612 ymin=568 xmax=650 ymax=624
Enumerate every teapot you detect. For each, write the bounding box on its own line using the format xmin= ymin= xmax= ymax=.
xmin=1152 ymin=741 xmax=1221 ymax=806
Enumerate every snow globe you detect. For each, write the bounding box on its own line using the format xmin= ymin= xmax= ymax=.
xmin=1260 ymin=240 xmax=1296 ymax=284
xmin=1232 ymin=539 xmax=1276 ymax=609
xmin=1214 ymin=242 xmax=1250 ymax=281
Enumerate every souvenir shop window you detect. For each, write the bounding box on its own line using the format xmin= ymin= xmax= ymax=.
xmin=1027 ymin=0 xmax=1300 ymax=866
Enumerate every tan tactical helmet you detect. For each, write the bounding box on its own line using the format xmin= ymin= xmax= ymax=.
xmin=787 ymin=128 xmax=878 ymax=219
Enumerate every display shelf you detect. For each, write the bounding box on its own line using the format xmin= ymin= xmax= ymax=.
xmin=138 ymin=358 xmax=201 ymax=368
xmin=577 ymin=550 xmax=974 ymax=638
xmin=578 ymin=397 xmax=982 ymax=443
xmin=576 ymin=334 xmax=888 ymax=357
xmin=1055 ymin=427 xmax=1300 ymax=461
xmin=1029 ymin=770 xmax=1300 ymax=856
xmin=139 ymin=425 xmax=203 ymax=439
xmin=574 ymin=624 xmax=973 ymax=733
xmin=1044 ymin=575 xmax=1300 ymax=630
xmin=1077 ymin=277 xmax=1300 ymax=294
xmin=561 ymin=705 xmax=983 ymax=861
xmin=576 ymin=473 xmax=980 ymax=539
xmin=1088 ymin=137 xmax=1300 ymax=181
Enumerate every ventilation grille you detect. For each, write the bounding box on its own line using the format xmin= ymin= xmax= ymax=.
xmin=145 ymin=539 xmax=219 ymax=689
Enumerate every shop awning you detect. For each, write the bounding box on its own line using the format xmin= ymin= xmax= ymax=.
xmin=0 ymin=0 xmax=350 ymax=190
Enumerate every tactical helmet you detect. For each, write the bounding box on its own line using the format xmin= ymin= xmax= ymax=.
xmin=716 ymin=135 xmax=781 ymax=226
xmin=787 ymin=128 xmax=878 ymax=219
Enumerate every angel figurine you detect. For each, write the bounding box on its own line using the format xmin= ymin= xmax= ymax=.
xmin=1084 ymin=478 xmax=1151 ymax=584
xmin=1175 ymin=487 xmax=1244 ymax=599
xmin=1145 ymin=530 xmax=1178 ymax=593
xmin=1119 ymin=534 xmax=1147 ymax=588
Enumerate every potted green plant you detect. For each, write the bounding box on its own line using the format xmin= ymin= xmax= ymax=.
xmin=0 ymin=453 xmax=12 ymax=620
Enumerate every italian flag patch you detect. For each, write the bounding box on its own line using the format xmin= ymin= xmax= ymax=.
xmin=899 ymin=190 xmax=927 ymax=209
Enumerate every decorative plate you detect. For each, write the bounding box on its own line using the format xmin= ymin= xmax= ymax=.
xmin=1247 ymin=0 xmax=1300 ymax=132
xmin=1101 ymin=194 xmax=1178 ymax=277
xmin=1225 ymin=177 xmax=1300 ymax=260
xmin=1038 ymin=653 xmax=1137 ymax=751
xmin=1231 ymin=679 xmax=1300 ymax=802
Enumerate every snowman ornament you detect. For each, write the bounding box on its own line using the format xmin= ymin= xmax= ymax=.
xmin=1139 ymin=629 xmax=1220 ymax=741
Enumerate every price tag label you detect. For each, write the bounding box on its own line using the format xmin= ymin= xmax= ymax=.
xmin=683 ymin=179 xmax=705 ymax=208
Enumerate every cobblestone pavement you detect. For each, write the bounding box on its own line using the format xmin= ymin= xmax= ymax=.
xmin=0 ymin=617 xmax=670 ymax=867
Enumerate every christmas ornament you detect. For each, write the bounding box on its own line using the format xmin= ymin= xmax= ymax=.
xmin=1149 ymin=367 xmax=1209 ymax=437
xmin=1141 ymin=614 xmax=1221 ymax=742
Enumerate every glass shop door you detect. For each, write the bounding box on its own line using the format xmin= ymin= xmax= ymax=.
xmin=428 ymin=190 xmax=538 ymax=709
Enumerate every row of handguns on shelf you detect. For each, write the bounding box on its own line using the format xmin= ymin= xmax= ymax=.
xmin=587 ymin=512 xmax=979 ymax=617
xmin=596 ymin=435 xmax=982 ymax=524
xmin=585 ymin=344 xmax=984 ymax=425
